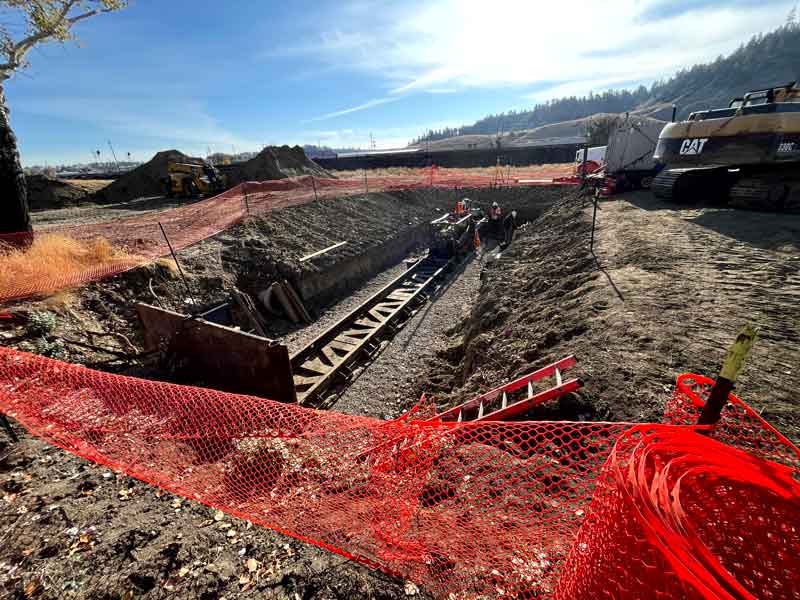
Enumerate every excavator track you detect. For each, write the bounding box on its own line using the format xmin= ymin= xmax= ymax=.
xmin=729 ymin=178 xmax=776 ymax=209
xmin=652 ymin=167 xmax=732 ymax=203
xmin=651 ymin=169 xmax=685 ymax=201
xmin=729 ymin=176 xmax=800 ymax=211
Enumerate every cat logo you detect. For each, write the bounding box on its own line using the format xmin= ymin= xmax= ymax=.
xmin=679 ymin=138 xmax=709 ymax=155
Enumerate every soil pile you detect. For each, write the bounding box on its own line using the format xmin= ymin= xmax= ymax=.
xmin=27 ymin=175 xmax=99 ymax=210
xmin=93 ymin=150 xmax=203 ymax=204
xmin=427 ymin=191 xmax=800 ymax=441
xmin=226 ymin=145 xmax=331 ymax=184
xmin=0 ymin=434 xmax=418 ymax=599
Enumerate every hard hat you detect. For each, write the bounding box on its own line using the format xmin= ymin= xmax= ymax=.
xmin=492 ymin=201 xmax=499 ymax=207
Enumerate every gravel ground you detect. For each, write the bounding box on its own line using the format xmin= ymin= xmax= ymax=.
xmin=31 ymin=196 xmax=197 ymax=228
xmin=333 ymin=248 xmax=490 ymax=419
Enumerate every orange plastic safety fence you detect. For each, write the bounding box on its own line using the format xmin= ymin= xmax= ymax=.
xmin=1 ymin=167 xmax=576 ymax=303
xmin=1 ymin=346 xmax=797 ymax=598
xmin=555 ymin=376 xmax=800 ymax=600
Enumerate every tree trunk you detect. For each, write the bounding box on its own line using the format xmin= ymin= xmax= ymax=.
xmin=0 ymin=84 xmax=31 ymax=236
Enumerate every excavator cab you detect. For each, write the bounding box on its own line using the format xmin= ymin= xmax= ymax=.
xmin=740 ymin=83 xmax=800 ymax=106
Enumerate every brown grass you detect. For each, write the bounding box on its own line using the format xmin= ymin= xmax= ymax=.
xmin=330 ymin=164 xmax=574 ymax=179
xmin=0 ymin=234 xmax=142 ymax=298
xmin=63 ymin=179 xmax=112 ymax=193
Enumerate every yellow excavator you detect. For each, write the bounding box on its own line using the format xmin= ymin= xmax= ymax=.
xmin=164 ymin=162 xmax=227 ymax=198
xmin=653 ymin=82 xmax=800 ymax=210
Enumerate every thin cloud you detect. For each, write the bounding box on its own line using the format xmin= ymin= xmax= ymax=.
xmin=282 ymin=0 xmax=792 ymax=118
xmin=298 ymin=120 xmax=463 ymax=149
xmin=305 ymin=96 xmax=402 ymax=122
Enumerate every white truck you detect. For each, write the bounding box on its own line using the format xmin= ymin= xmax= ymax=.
xmin=575 ymin=145 xmax=607 ymax=174
xmin=600 ymin=114 xmax=667 ymax=193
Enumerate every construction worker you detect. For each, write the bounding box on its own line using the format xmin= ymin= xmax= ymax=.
xmin=503 ymin=210 xmax=518 ymax=246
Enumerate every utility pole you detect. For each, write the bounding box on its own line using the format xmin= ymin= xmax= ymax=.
xmin=107 ymin=140 xmax=121 ymax=173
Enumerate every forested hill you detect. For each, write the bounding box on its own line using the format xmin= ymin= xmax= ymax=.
xmin=413 ymin=22 xmax=800 ymax=145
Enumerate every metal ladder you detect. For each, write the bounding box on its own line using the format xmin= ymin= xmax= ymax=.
xmin=426 ymin=355 xmax=582 ymax=423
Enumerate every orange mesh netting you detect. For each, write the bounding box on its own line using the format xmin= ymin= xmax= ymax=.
xmin=1 ymin=166 xmax=576 ymax=303
xmin=0 ymin=348 xmax=797 ymax=598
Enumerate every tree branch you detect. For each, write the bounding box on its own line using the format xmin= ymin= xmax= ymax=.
xmin=1 ymin=0 xmax=120 ymax=77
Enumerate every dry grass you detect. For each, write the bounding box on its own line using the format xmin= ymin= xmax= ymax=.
xmin=331 ymin=163 xmax=574 ymax=179
xmin=63 ymin=179 xmax=112 ymax=193
xmin=0 ymin=234 xmax=142 ymax=299
xmin=154 ymin=257 xmax=179 ymax=276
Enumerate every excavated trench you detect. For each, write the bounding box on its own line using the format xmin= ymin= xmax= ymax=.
xmin=11 ymin=184 xmax=567 ymax=413
xmin=1 ymin=182 xmax=579 ymax=600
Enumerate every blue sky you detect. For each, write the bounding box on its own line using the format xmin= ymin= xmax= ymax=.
xmin=7 ymin=0 xmax=794 ymax=166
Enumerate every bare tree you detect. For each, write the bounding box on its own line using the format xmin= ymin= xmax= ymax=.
xmin=0 ymin=0 xmax=127 ymax=237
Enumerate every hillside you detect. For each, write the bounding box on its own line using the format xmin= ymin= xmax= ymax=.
xmin=411 ymin=115 xmax=611 ymax=151
xmin=413 ymin=22 xmax=800 ymax=146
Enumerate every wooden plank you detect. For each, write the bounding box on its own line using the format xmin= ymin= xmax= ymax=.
xmin=299 ymin=241 xmax=348 ymax=262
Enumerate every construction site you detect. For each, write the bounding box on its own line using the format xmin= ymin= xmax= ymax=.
xmin=2 ymin=124 xmax=799 ymax=598
xmin=2 ymin=3 xmax=800 ymax=593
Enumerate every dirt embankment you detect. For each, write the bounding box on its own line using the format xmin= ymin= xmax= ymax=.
xmin=8 ymin=185 xmax=566 ymax=373
xmin=27 ymin=175 xmax=111 ymax=210
xmin=426 ymin=191 xmax=800 ymax=441
xmin=90 ymin=146 xmax=330 ymax=205
xmin=223 ymin=145 xmax=331 ymax=185
xmin=92 ymin=150 xmax=203 ymax=205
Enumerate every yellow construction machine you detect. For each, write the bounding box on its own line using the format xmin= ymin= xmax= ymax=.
xmin=653 ymin=82 xmax=800 ymax=210
xmin=164 ymin=161 xmax=227 ymax=198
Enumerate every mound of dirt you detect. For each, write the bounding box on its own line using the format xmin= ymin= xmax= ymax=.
xmin=26 ymin=175 xmax=99 ymax=210
xmin=425 ymin=191 xmax=800 ymax=442
xmin=93 ymin=150 xmax=203 ymax=204
xmin=226 ymin=145 xmax=331 ymax=185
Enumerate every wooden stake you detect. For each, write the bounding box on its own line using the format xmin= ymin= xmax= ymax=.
xmin=698 ymin=325 xmax=759 ymax=425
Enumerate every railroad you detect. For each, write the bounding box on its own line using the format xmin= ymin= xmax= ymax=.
xmin=290 ymin=252 xmax=462 ymax=408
